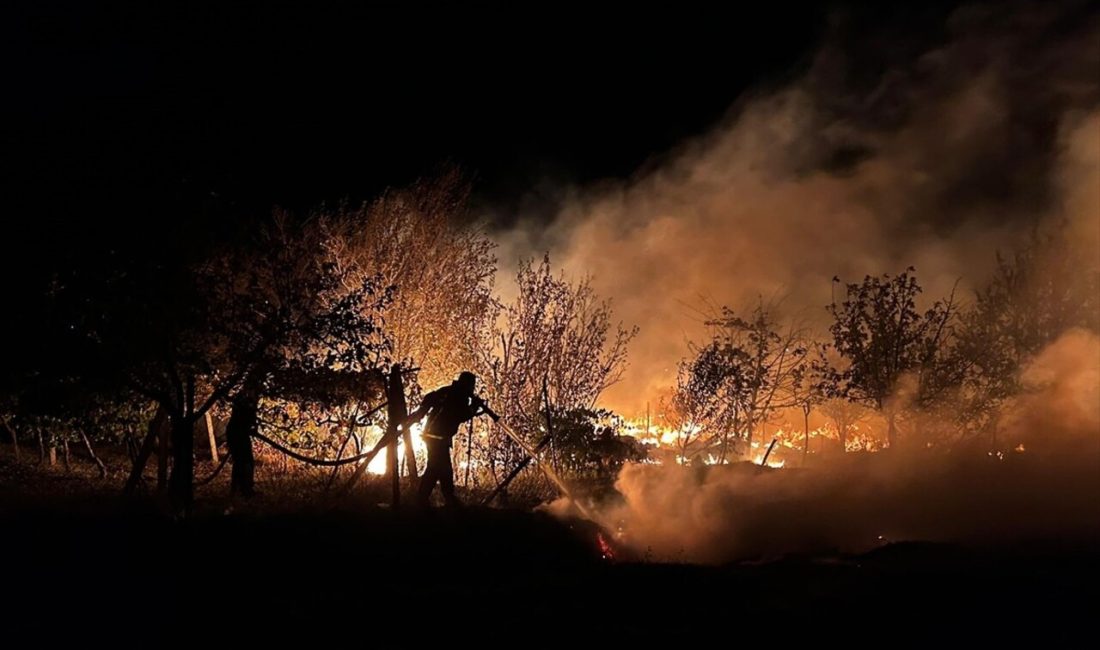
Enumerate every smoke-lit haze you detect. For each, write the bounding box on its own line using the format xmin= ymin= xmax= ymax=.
xmin=496 ymin=2 xmax=1100 ymax=414
xmin=595 ymin=327 xmax=1100 ymax=563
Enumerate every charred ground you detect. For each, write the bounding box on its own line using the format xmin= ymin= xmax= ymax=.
xmin=2 ymin=450 xmax=1096 ymax=644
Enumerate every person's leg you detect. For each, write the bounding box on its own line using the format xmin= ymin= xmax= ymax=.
xmin=440 ymin=446 xmax=459 ymax=507
xmin=416 ymin=442 xmax=441 ymax=507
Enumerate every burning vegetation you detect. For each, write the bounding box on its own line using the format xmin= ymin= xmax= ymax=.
xmin=0 ymin=1 xmax=1097 ymax=574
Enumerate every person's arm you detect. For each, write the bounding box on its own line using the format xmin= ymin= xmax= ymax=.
xmin=400 ymin=390 xmax=441 ymax=429
xmin=400 ymin=406 xmax=428 ymax=430
xmin=469 ymin=394 xmax=500 ymax=422
xmin=466 ymin=397 xmax=483 ymax=419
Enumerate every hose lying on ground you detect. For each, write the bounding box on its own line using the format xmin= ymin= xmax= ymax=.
xmin=251 ymin=431 xmax=381 ymax=467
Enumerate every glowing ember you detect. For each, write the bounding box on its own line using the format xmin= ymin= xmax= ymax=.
xmin=596 ymin=532 xmax=615 ymax=560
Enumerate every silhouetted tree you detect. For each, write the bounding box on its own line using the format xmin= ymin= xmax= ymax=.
xmin=709 ymin=303 xmax=808 ymax=459
xmin=818 ymin=398 xmax=872 ymax=452
xmin=544 ymin=408 xmax=646 ymax=482
xmin=476 ymin=255 xmax=636 ymax=486
xmin=955 ymin=233 xmax=1100 ymax=441
xmin=60 ymin=212 xmax=389 ymax=513
xmin=789 ymin=355 xmax=826 ymax=464
xmin=670 ymin=339 xmax=748 ymax=463
xmin=324 ymin=172 xmax=498 ymax=386
xmin=819 ymin=268 xmax=958 ymax=448
xmin=672 ymin=300 xmax=808 ymax=462
xmin=322 ymin=173 xmax=497 ymax=475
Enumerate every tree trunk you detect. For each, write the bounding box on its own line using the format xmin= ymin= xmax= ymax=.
xmin=386 ymin=437 xmax=399 ymax=504
xmin=802 ymin=406 xmax=810 ymax=467
xmin=125 ymin=426 xmax=138 ymax=463
xmin=489 ymin=429 xmax=497 ymax=483
xmin=385 ymin=366 xmax=408 ymax=507
xmin=402 ymin=429 xmax=417 ymax=478
xmin=79 ymin=429 xmax=108 ymax=479
xmin=62 ymin=439 xmax=71 ymax=472
xmin=887 ymin=412 xmax=897 ymax=449
xmin=157 ymin=417 xmax=169 ymax=493
xmin=36 ymin=428 xmax=45 ymax=465
xmin=389 ymin=437 xmax=402 ymax=508
xmin=169 ymin=414 xmax=196 ymax=515
xmin=465 ymin=420 xmax=473 ymax=488
xmin=205 ymin=412 xmax=219 ymax=463
xmin=1 ymin=418 xmax=18 ymax=462
xmin=125 ymin=407 xmax=167 ymax=495
xmin=226 ymin=393 xmax=258 ymax=498
xmin=48 ymin=441 xmax=57 ymax=467
xmin=325 ymin=405 xmax=362 ymax=490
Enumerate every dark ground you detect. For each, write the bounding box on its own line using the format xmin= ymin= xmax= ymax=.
xmin=2 ymin=448 xmax=1097 ymax=644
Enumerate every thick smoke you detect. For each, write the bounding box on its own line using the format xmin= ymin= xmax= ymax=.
xmin=517 ymin=2 xmax=1099 ymax=562
xmin=497 ymin=2 xmax=1100 ymax=414
xmin=597 ymin=328 xmax=1100 ymax=563
xmin=998 ymin=328 xmax=1100 ymax=450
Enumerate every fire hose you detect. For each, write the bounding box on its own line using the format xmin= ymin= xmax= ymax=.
xmin=469 ymin=396 xmax=595 ymax=519
xmin=251 ymin=431 xmax=382 ymax=466
xmin=330 ymin=398 xmax=593 ymax=519
xmin=488 ymin=419 xmax=594 ymax=520
xmin=342 ymin=397 xmax=502 ymax=480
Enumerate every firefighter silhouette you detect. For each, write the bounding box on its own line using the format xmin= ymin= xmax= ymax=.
xmin=402 ymin=372 xmax=491 ymax=507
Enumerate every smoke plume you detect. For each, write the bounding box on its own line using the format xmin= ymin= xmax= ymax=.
xmin=591 ymin=328 xmax=1100 ymax=563
xmin=998 ymin=328 xmax=1100 ymax=450
xmin=496 ymin=1 xmax=1100 ymax=414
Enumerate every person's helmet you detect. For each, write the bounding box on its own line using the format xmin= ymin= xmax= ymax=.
xmin=455 ymin=371 xmax=477 ymax=393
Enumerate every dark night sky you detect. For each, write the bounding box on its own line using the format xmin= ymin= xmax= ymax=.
xmin=7 ymin=0 xmax=1095 ymax=410
xmin=0 ymin=0 xmax=985 ymax=287
xmin=2 ymin=4 xmax=968 ymax=232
